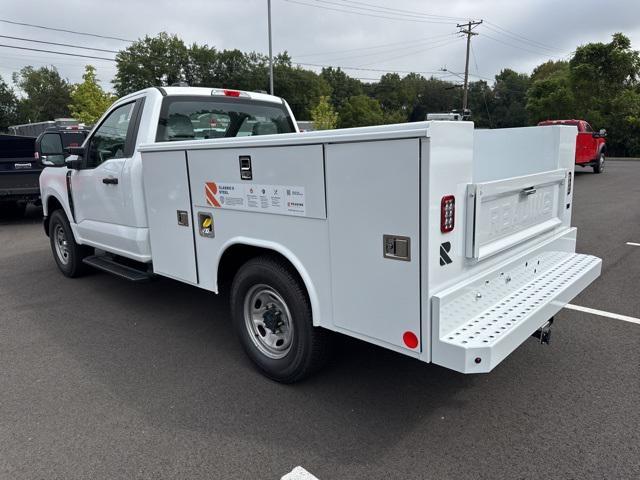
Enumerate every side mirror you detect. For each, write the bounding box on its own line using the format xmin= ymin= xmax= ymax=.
xmin=64 ymin=146 xmax=86 ymax=170
xmin=36 ymin=132 xmax=65 ymax=167
xmin=593 ymin=128 xmax=607 ymax=138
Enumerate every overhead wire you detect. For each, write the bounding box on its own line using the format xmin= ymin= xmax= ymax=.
xmin=0 ymin=18 xmax=134 ymax=43
xmin=282 ymin=0 xmax=457 ymax=24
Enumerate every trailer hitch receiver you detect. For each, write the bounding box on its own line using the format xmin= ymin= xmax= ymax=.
xmin=531 ymin=317 xmax=553 ymax=345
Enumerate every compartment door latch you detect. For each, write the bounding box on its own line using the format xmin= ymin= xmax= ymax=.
xmin=383 ymin=235 xmax=411 ymax=261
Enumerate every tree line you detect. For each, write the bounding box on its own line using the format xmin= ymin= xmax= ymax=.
xmin=1 ymin=32 xmax=638 ymax=155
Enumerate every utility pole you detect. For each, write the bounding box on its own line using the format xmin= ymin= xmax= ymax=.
xmin=457 ymin=19 xmax=482 ymax=114
xmin=267 ymin=0 xmax=274 ymax=95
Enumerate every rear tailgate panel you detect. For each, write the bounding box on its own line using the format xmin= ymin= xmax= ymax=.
xmin=465 ymin=169 xmax=568 ymax=260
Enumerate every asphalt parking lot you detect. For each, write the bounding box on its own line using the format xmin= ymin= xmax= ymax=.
xmin=1 ymin=160 xmax=639 ymax=479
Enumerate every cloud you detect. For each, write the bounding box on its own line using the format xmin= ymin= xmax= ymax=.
xmin=1 ymin=0 xmax=638 ymax=90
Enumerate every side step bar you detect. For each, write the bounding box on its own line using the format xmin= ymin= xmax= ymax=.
xmin=83 ymin=255 xmax=153 ymax=282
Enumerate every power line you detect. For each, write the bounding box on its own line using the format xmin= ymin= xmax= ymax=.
xmin=282 ymin=0 xmax=457 ymax=24
xmin=483 ymin=24 xmax=558 ymax=54
xmin=318 ymin=34 xmax=459 ymax=65
xmin=0 ymin=18 xmax=134 ymax=43
xmin=484 ymin=20 xmax=557 ymax=52
xmin=312 ymin=0 xmax=460 ymax=22
xmin=470 ymin=43 xmax=492 ymax=128
xmin=0 ymin=35 xmax=120 ymax=53
xmin=295 ymin=61 xmax=443 ymax=75
xmin=0 ymin=44 xmax=116 ymax=62
xmin=293 ymin=32 xmax=456 ymax=58
xmin=480 ymin=32 xmax=561 ymax=57
xmin=356 ymin=36 xmax=463 ymax=67
xmin=338 ymin=0 xmax=467 ymax=21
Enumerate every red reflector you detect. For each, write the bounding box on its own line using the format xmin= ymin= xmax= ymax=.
xmin=440 ymin=195 xmax=455 ymax=233
xmin=403 ymin=331 xmax=419 ymax=349
xmin=223 ymin=89 xmax=241 ymax=97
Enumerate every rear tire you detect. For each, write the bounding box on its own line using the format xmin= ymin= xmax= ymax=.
xmin=230 ymin=255 xmax=332 ymax=383
xmin=593 ymin=152 xmax=605 ymax=174
xmin=48 ymin=209 xmax=92 ymax=278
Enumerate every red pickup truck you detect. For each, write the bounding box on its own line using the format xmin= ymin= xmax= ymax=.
xmin=538 ymin=120 xmax=607 ymax=173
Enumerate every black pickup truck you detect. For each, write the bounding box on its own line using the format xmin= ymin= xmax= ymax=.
xmin=1 ymin=129 xmax=88 ymax=217
xmin=0 ymin=134 xmax=38 ymax=217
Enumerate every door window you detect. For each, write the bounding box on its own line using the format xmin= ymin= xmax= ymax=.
xmin=86 ymin=102 xmax=135 ymax=168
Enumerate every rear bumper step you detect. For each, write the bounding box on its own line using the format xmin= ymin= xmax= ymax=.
xmin=432 ymin=251 xmax=601 ymax=373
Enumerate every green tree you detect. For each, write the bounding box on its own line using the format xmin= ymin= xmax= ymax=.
xmin=338 ymin=95 xmax=385 ymax=128
xmin=0 ymin=75 xmax=18 ymax=131
xmin=409 ymin=77 xmax=461 ymax=121
xmin=12 ymin=66 xmax=72 ymax=123
xmin=530 ymin=60 xmax=569 ymax=83
xmin=113 ymin=32 xmax=189 ymax=96
xmin=310 ymin=96 xmax=338 ymax=130
xmin=491 ymin=69 xmax=530 ymax=128
xmin=526 ymin=66 xmax=575 ymax=123
xmin=320 ymin=67 xmax=363 ymax=110
xmin=69 ymin=66 xmax=115 ymax=124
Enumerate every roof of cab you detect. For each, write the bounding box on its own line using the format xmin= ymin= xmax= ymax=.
xmin=153 ymin=86 xmax=285 ymax=104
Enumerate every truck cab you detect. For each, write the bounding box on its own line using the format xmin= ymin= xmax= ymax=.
xmin=538 ymin=119 xmax=607 ymax=173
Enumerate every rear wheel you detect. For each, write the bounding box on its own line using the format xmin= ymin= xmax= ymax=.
xmin=48 ymin=209 xmax=92 ymax=277
xmin=593 ymin=152 xmax=605 ymax=174
xmin=230 ymin=255 xmax=331 ymax=383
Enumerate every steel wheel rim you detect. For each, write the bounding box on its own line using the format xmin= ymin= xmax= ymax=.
xmin=600 ymin=154 xmax=605 ymax=172
xmin=54 ymin=223 xmax=70 ymax=265
xmin=243 ymin=284 xmax=294 ymax=359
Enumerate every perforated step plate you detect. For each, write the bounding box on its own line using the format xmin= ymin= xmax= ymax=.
xmin=431 ymin=251 xmax=601 ymax=373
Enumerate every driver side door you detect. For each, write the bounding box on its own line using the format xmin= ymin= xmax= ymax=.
xmin=72 ymin=99 xmax=142 ymax=248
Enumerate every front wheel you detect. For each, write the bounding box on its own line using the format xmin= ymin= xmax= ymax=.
xmin=593 ymin=152 xmax=605 ymax=174
xmin=230 ymin=255 xmax=331 ymax=383
xmin=48 ymin=209 xmax=92 ymax=277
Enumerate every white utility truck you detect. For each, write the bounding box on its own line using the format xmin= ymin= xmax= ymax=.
xmin=38 ymin=86 xmax=601 ymax=382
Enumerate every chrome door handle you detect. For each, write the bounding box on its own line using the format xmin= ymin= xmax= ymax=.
xmin=521 ymin=187 xmax=537 ymax=196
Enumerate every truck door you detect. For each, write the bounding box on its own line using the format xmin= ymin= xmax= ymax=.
xmin=71 ymin=99 xmax=143 ymax=250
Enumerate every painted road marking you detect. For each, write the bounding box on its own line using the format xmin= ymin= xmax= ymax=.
xmin=281 ymin=466 xmax=320 ymax=480
xmin=626 ymin=242 xmax=640 ymax=247
xmin=565 ymin=304 xmax=640 ymax=325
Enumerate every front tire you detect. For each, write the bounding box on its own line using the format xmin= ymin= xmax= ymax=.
xmin=48 ymin=209 xmax=92 ymax=277
xmin=230 ymin=255 xmax=331 ymax=383
xmin=593 ymin=152 xmax=605 ymax=174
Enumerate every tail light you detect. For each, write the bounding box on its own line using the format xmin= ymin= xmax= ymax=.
xmin=441 ymin=195 xmax=455 ymax=233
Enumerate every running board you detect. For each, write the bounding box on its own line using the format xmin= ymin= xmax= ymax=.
xmin=83 ymin=255 xmax=154 ymax=282
xmin=431 ymin=251 xmax=601 ymax=373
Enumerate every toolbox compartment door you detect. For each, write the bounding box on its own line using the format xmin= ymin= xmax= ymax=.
xmin=142 ymin=151 xmax=198 ymax=284
xmin=465 ymin=169 xmax=567 ymax=260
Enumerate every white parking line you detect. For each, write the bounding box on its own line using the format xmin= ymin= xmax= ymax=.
xmin=626 ymin=242 xmax=640 ymax=247
xmin=565 ymin=304 xmax=640 ymax=325
xmin=281 ymin=466 xmax=320 ymax=480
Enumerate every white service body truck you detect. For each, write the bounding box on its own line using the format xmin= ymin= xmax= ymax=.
xmin=38 ymin=86 xmax=601 ymax=382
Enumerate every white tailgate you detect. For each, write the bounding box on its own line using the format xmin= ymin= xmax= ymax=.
xmin=465 ymin=169 xmax=568 ymax=260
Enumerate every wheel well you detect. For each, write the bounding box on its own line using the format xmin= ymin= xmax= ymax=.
xmin=43 ymin=196 xmax=64 ymax=236
xmin=217 ymin=244 xmax=306 ymax=296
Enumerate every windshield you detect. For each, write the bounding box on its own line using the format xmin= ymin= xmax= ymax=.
xmin=156 ymin=96 xmax=296 ymax=142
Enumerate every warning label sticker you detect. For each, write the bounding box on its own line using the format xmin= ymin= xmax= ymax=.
xmin=204 ymin=182 xmax=306 ymax=216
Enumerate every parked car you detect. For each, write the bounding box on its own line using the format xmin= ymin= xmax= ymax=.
xmin=538 ymin=119 xmax=607 ymax=173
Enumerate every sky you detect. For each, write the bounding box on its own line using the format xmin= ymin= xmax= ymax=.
xmin=1 ymin=0 xmax=639 ymax=92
